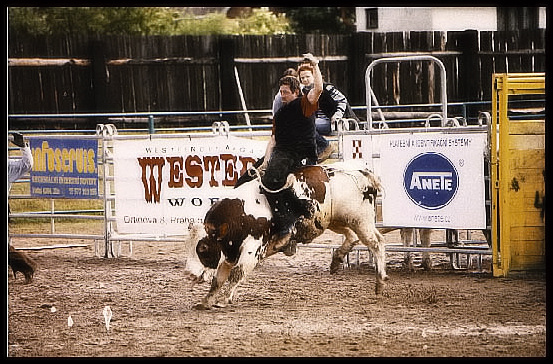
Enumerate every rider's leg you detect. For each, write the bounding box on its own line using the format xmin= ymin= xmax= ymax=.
xmin=261 ymin=150 xmax=310 ymax=256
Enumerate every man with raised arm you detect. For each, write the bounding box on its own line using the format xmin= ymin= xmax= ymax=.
xmin=260 ymin=53 xmax=323 ymax=255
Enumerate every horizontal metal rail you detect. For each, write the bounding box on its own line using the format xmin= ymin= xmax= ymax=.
xmin=301 ymin=243 xmax=492 ymax=255
xmin=13 ymin=243 xmax=89 ymax=250
xmin=9 ymin=233 xmax=103 ymax=240
xmin=9 ymin=213 xmax=103 ymax=220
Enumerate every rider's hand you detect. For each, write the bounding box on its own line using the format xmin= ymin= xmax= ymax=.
xmin=302 ymin=53 xmax=319 ymax=66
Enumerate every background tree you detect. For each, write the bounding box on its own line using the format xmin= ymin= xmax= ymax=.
xmin=8 ymin=7 xmax=293 ymax=36
xmin=270 ymin=7 xmax=356 ymax=34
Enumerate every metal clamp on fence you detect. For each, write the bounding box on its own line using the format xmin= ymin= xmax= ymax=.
xmin=425 ymin=113 xmax=443 ymax=128
xmin=336 ymin=118 xmax=361 ymax=133
xmin=95 ymin=123 xmax=118 ymax=137
xmin=211 ymin=121 xmax=230 ymax=136
xmin=445 ymin=117 xmax=465 ymax=127
xmin=478 ymin=111 xmax=491 ymax=126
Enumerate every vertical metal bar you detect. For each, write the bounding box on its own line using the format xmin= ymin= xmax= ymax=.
xmin=148 ymin=115 xmax=155 ymax=134
xmin=498 ymin=74 xmax=511 ymax=275
xmin=491 ymin=74 xmax=502 ymax=276
xmin=234 ymin=66 xmax=252 ymax=132
xmin=50 ymin=199 xmax=55 ymax=233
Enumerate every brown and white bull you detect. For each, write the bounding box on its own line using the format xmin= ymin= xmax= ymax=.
xmin=192 ymin=163 xmax=386 ymax=309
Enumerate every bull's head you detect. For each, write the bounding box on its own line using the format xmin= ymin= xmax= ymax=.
xmin=196 ymin=198 xmax=271 ymax=268
xmin=196 ymin=236 xmax=222 ymax=269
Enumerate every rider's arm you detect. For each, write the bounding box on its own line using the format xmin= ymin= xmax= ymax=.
xmin=8 ymin=143 xmax=33 ymax=185
xmin=305 ymin=54 xmax=322 ymax=105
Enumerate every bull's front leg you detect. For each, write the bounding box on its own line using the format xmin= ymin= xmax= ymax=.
xmin=217 ymin=264 xmax=251 ymax=307
xmin=194 ymin=260 xmax=234 ymax=310
xmin=216 ymin=240 xmax=262 ymax=307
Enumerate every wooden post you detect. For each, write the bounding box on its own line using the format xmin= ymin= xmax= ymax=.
xmin=91 ymin=39 xmax=110 ymax=125
xmin=458 ymin=29 xmax=480 ymax=102
xmin=218 ymin=36 xmax=238 ymax=124
xmin=348 ymin=33 xmax=364 ymax=106
xmin=91 ymin=40 xmax=108 ymax=110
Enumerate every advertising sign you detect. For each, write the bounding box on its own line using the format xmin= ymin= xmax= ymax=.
xmin=112 ymin=135 xmax=266 ymax=234
xmin=379 ymin=133 xmax=487 ymax=229
xmin=29 ymin=137 xmax=99 ymax=199
xmin=342 ymin=132 xmax=487 ymax=229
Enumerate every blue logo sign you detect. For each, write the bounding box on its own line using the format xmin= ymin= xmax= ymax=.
xmin=403 ymin=152 xmax=458 ymax=210
xmin=30 ymin=137 xmax=99 ymax=199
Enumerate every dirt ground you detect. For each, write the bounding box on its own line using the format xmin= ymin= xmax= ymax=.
xmin=7 ymin=229 xmax=546 ymax=357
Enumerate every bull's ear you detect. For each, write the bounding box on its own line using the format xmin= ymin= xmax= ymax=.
xmin=218 ymin=223 xmax=229 ymax=238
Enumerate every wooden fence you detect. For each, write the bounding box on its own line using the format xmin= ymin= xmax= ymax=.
xmin=8 ymin=30 xmax=545 ymax=128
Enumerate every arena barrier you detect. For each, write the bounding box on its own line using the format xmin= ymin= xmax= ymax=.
xmin=8 ymin=115 xmax=492 ymax=269
xmin=13 ymin=60 xmax=543 ymax=271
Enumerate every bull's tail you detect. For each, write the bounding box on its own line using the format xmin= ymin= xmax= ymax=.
xmin=359 ymin=169 xmax=383 ymax=193
xmin=358 ymin=169 xmax=383 ymax=202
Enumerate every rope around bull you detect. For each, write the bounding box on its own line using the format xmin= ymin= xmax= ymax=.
xmin=245 ymin=165 xmax=296 ymax=194
xmin=245 ymin=163 xmax=382 ymax=196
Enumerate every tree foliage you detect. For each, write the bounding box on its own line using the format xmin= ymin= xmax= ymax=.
xmin=8 ymin=7 xmax=293 ymax=36
xmin=276 ymin=7 xmax=356 ymax=34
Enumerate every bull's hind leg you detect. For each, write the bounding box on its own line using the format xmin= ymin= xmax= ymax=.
xmin=194 ymin=260 xmax=234 ymax=310
xmin=329 ymin=227 xmax=359 ymax=274
xmin=356 ymin=227 xmax=388 ymax=295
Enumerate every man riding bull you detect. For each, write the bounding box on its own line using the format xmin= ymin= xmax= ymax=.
xmin=258 ymin=53 xmax=323 ymax=256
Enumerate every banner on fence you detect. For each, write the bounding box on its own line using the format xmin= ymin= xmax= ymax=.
xmin=29 ymin=137 xmax=99 ymax=199
xmin=112 ymin=135 xmax=266 ymax=234
xmin=342 ymin=132 xmax=487 ymax=229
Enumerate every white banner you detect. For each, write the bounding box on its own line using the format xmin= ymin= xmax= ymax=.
xmin=112 ymin=135 xmax=267 ymax=234
xmin=343 ymin=132 xmax=487 ymax=229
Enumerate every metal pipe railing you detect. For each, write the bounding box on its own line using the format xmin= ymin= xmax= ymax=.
xmin=365 ymin=55 xmax=449 ymax=130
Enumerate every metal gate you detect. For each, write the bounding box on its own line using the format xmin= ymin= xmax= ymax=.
xmin=333 ymin=55 xmax=492 ymax=270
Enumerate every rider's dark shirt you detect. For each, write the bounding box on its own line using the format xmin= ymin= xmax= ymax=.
xmin=272 ymin=94 xmax=318 ymax=161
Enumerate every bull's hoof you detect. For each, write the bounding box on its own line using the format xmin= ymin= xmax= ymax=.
xmin=192 ymin=303 xmax=212 ymax=310
xmin=421 ymin=259 xmax=432 ymax=271
xmin=329 ymin=258 xmax=342 ymax=274
xmin=282 ymin=240 xmax=297 ymax=256
xmin=213 ymin=301 xmax=228 ymax=308
xmin=403 ymin=258 xmax=415 ymax=272
xmin=375 ymin=276 xmax=388 ymax=295
xmin=375 ymin=282 xmax=386 ymax=295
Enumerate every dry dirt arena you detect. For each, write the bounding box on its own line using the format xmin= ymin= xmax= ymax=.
xmin=7 ymin=229 xmax=546 ymax=357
